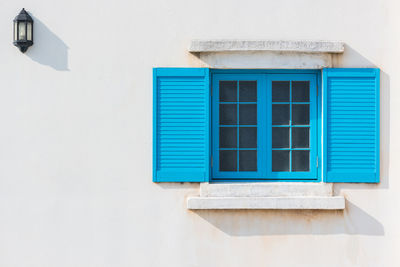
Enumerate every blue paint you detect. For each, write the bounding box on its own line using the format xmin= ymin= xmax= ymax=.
xmin=323 ymin=68 xmax=380 ymax=183
xmin=266 ymin=74 xmax=318 ymax=180
xmin=317 ymin=72 xmax=322 ymax=181
xmin=153 ymin=68 xmax=210 ymax=182
xmin=211 ymin=72 xmax=320 ymax=181
xmin=212 ymin=69 xmax=321 ymax=74
xmin=212 ymin=74 xmax=267 ymax=179
xmin=153 ymin=68 xmax=379 ymax=183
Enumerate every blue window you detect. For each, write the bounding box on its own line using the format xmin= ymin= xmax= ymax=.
xmin=153 ymin=68 xmax=380 ymax=183
xmin=212 ymin=74 xmax=266 ymax=179
xmin=212 ymin=72 xmax=319 ymax=181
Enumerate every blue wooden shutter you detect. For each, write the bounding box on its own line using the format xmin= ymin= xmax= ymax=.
xmin=153 ymin=68 xmax=210 ymax=182
xmin=323 ymin=68 xmax=380 ymax=183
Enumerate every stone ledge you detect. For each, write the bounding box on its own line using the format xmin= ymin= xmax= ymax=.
xmin=200 ymin=182 xmax=333 ymax=197
xmin=189 ymin=40 xmax=345 ymax=53
xmin=197 ymin=51 xmax=332 ymax=69
xmin=187 ymin=196 xmax=345 ymax=210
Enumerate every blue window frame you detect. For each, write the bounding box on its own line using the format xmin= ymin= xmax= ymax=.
xmin=211 ymin=71 xmax=320 ymax=181
xmin=153 ymin=68 xmax=379 ymax=183
xmin=266 ymin=74 xmax=318 ymax=180
xmin=212 ymin=74 xmax=266 ymax=179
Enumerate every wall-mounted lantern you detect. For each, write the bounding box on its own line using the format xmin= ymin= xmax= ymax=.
xmin=13 ymin=8 xmax=33 ymax=53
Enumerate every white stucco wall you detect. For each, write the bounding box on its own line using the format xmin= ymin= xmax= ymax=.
xmin=0 ymin=0 xmax=399 ymax=266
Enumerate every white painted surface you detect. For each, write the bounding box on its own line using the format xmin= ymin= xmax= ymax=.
xmin=0 ymin=0 xmax=399 ymax=266
xmin=189 ymin=39 xmax=345 ymax=53
xmin=200 ymin=182 xmax=333 ymax=197
xmin=187 ymin=196 xmax=345 ymax=210
xmin=198 ymin=51 xmax=333 ymax=69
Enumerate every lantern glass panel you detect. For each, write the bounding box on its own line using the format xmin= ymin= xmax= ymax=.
xmin=18 ymin=22 xmax=26 ymax=40
xmin=27 ymin=22 xmax=32 ymax=41
xmin=14 ymin=21 xmax=18 ymax=41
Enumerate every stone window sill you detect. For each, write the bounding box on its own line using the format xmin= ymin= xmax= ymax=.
xmin=187 ymin=183 xmax=345 ymax=210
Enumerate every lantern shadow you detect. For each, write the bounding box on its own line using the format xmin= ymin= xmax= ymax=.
xmin=26 ymin=16 xmax=69 ymax=71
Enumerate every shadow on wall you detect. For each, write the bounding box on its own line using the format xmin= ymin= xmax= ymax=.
xmin=332 ymin=44 xmax=390 ymax=191
xmin=191 ymin=200 xmax=384 ymax=236
xmin=192 ymin=44 xmax=390 ymax=190
xmin=379 ymin=71 xmax=390 ymax=189
xmin=25 ymin=16 xmax=69 ymax=71
xmin=158 ymin=45 xmax=390 ymax=237
xmin=158 ymin=183 xmax=385 ymax=236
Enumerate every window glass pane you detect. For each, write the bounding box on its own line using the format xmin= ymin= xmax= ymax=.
xmin=292 ymin=127 xmax=309 ymax=148
xmin=239 ymin=81 xmax=257 ymax=102
xmin=272 ymin=104 xmax=289 ymax=125
xmin=220 ymin=150 xmax=237 ymax=171
xmin=239 ymin=127 xmax=257 ymax=148
xmin=272 ymin=81 xmax=290 ymax=102
xmin=292 ymin=150 xmax=310 ymax=172
xmin=219 ymin=81 xmax=237 ymax=102
xmin=272 ymin=150 xmax=290 ymax=172
xmin=220 ymin=127 xmax=237 ymax=148
xmin=239 ymin=104 xmax=257 ymax=125
xmin=220 ymin=104 xmax=237 ymax=125
xmin=215 ymin=76 xmax=315 ymax=178
xmin=272 ymin=127 xmax=289 ymax=148
xmin=239 ymin=150 xmax=257 ymax=171
xmin=292 ymin=104 xmax=309 ymax=125
xmin=292 ymin=81 xmax=310 ymax=102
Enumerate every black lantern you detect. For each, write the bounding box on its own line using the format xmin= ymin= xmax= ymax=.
xmin=13 ymin=8 xmax=33 ymax=53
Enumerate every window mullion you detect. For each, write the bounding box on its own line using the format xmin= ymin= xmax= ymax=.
xmin=236 ymin=81 xmax=239 ymax=172
xmin=289 ymin=81 xmax=292 ymax=172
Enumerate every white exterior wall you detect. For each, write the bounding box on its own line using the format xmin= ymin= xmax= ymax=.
xmin=0 ymin=0 xmax=399 ymax=266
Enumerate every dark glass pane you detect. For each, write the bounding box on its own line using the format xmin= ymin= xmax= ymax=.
xmin=272 ymin=81 xmax=290 ymax=102
xmin=272 ymin=104 xmax=289 ymax=125
xmin=239 ymin=150 xmax=257 ymax=171
xmin=292 ymin=81 xmax=310 ymax=102
xmin=292 ymin=104 xmax=310 ymax=125
xmin=219 ymin=81 xmax=237 ymax=102
xmin=239 ymin=127 xmax=257 ymax=148
xmin=239 ymin=104 xmax=257 ymax=125
xmin=239 ymin=81 xmax=257 ymax=102
xmin=272 ymin=127 xmax=289 ymax=148
xmin=220 ymin=150 xmax=237 ymax=171
xmin=220 ymin=127 xmax=237 ymax=148
xmin=272 ymin=150 xmax=290 ymax=172
xmin=292 ymin=127 xmax=309 ymax=148
xmin=292 ymin=150 xmax=310 ymax=172
xmin=220 ymin=104 xmax=237 ymax=125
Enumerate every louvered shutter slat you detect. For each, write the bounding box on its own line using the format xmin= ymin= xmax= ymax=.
xmin=323 ymin=68 xmax=380 ymax=183
xmin=153 ymin=68 xmax=210 ymax=182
